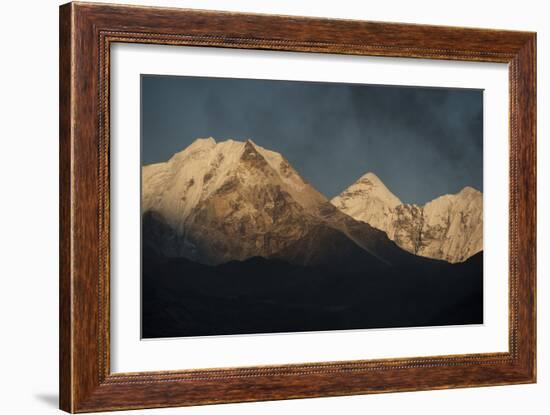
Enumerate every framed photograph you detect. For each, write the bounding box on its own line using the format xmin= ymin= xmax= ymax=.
xmin=59 ymin=2 xmax=536 ymax=412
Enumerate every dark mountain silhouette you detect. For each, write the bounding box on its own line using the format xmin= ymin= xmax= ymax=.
xmin=142 ymin=248 xmax=483 ymax=338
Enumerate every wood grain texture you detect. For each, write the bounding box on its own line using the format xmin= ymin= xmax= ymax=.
xmin=59 ymin=3 xmax=73 ymax=412
xmin=59 ymin=2 xmax=537 ymax=412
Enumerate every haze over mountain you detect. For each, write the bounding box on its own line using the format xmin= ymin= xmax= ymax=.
xmin=331 ymin=172 xmax=483 ymax=263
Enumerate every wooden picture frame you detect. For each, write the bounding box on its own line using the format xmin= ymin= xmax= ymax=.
xmin=59 ymin=2 xmax=536 ymax=412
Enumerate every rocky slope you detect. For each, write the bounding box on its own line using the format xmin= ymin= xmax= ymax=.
xmin=331 ymin=173 xmax=482 ymax=263
xmin=142 ymin=138 xmax=408 ymax=266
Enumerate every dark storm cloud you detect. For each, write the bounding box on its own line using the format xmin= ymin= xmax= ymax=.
xmin=141 ymin=75 xmax=483 ymax=205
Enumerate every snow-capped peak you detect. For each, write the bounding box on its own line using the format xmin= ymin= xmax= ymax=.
xmin=192 ymin=136 xmax=217 ymax=147
xmin=330 ymin=172 xmax=402 ymax=223
xmin=142 ymin=138 xmax=327 ymax=231
xmin=353 ymin=172 xmax=402 ymax=208
xmin=457 ymin=186 xmax=481 ymax=197
xmin=330 ymin=172 xmax=402 ymax=240
xmin=142 ymin=137 xmax=337 ymax=264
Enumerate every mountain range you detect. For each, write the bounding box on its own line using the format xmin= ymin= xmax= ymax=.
xmin=141 ymin=137 xmax=483 ymax=337
xmin=331 ymin=173 xmax=483 ymax=263
xmin=142 ymin=137 xmax=482 ymax=266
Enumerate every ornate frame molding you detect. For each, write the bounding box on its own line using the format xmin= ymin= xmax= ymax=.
xmin=60 ymin=2 xmax=536 ymax=412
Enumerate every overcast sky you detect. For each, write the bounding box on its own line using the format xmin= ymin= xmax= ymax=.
xmin=141 ymin=75 xmax=483 ymax=205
